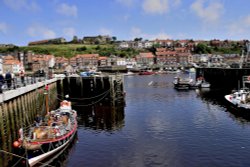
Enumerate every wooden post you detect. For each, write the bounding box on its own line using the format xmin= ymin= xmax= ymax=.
xmin=45 ymin=85 xmax=49 ymax=115
xmin=45 ymin=92 xmax=49 ymax=115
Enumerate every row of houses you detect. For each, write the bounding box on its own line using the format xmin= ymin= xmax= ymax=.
xmin=118 ymin=39 xmax=249 ymax=50
xmin=0 ymin=50 xmax=244 ymax=74
xmin=27 ymin=36 xmax=249 ymax=50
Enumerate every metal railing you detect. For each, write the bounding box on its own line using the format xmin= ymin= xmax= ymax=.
xmin=0 ymin=75 xmax=47 ymax=93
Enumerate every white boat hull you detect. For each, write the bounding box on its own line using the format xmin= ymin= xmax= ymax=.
xmin=29 ymin=130 xmax=76 ymax=166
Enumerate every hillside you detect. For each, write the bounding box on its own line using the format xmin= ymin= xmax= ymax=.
xmin=0 ymin=44 xmax=143 ymax=58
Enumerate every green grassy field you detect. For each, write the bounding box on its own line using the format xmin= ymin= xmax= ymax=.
xmin=0 ymin=44 xmax=142 ymax=58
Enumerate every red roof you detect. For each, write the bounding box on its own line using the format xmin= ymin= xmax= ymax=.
xmin=156 ymin=51 xmax=177 ymax=56
xmin=98 ymin=56 xmax=107 ymax=60
xmin=156 ymin=48 xmax=166 ymax=52
xmin=4 ymin=59 xmax=21 ymax=65
xmin=139 ymin=52 xmax=154 ymax=58
xmin=76 ymin=54 xmax=99 ymax=58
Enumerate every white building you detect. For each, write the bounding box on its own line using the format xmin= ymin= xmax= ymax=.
xmin=126 ymin=58 xmax=137 ymax=69
xmin=119 ymin=42 xmax=129 ymax=48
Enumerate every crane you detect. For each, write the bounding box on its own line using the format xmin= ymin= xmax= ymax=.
xmin=239 ymin=42 xmax=250 ymax=68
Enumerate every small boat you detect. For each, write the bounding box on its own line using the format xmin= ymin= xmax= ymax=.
xmin=173 ymin=77 xmax=194 ymax=90
xmin=225 ymin=88 xmax=250 ymax=111
xmin=200 ymin=81 xmax=211 ymax=88
xmin=167 ymin=69 xmax=181 ymax=74
xmin=138 ymin=70 xmax=155 ymax=75
xmin=195 ymin=77 xmax=211 ymax=88
xmin=14 ymin=93 xmax=78 ymax=166
xmin=124 ymin=71 xmax=135 ymax=76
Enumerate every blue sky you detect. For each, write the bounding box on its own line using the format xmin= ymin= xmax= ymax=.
xmin=0 ymin=0 xmax=250 ymax=46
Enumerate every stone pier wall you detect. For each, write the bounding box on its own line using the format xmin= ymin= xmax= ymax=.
xmin=0 ymin=79 xmax=59 ymax=166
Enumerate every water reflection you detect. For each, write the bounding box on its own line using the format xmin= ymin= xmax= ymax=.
xmin=35 ymin=134 xmax=78 ymax=167
xmin=66 ymin=75 xmax=250 ymax=167
xmin=195 ymin=88 xmax=250 ymax=124
xmin=73 ymin=104 xmax=125 ymax=131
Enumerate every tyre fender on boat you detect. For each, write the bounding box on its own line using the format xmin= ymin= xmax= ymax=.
xmin=248 ymin=76 xmax=250 ymax=81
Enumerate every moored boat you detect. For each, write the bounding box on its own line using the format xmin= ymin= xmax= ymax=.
xmin=173 ymin=76 xmax=194 ymax=90
xmin=138 ymin=70 xmax=155 ymax=75
xmin=225 ymin=88 xmax=250 ymax=111
xmin=14 ymin=96 xmax=78 ymax=166
xmin=195 ymin=77 xmax=211 ymax=88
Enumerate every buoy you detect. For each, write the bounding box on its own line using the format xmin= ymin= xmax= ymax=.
xmin=13 ymin=141 xmax=20 ymax=148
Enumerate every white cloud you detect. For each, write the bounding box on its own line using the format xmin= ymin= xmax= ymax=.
xmin=27 ymin=25 xmax=56 ymax=39
xmin=3 ymin=0 xmax=39 ymax=11
xmin=56 ymin=3 xmax=77 ymax=17
xmin=228 ymin=15 xmax=250 ymax=37
xmin=99 ymin=28 xmax=112 ymax=35
xmin=130 ymin=27 xmax=171 ymax=40
xmin=116 ymin=0 xmax=134 ymax=7
xmin=190 ymin=0 xmax=224 ymax=24
xmin=173 ymin=0 xmax=181 ymax=7
xmin=142 ymin=0 xmax=169 ymax=14
xmin=63 ymin=27 xmax=76 ymax=38
xmin=0 ymin=22 xmax=8 ymax=34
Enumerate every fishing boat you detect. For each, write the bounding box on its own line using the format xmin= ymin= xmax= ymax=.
xmin=224 ymin=76 xmax=250 ymax=111
xmin=13 ymin=93 xmax=78 ymax=166
xmin=225 ymin=88 xmax=250 ymax=111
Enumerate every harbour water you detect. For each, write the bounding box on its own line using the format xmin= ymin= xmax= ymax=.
xmin=63 ymin=74 xmax=250 ymax=167
xmin=6 ymin=74 xmax=250 ymax=166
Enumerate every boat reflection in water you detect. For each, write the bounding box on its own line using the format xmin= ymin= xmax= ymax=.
xmin=74 ymin=104 xmax=125 ymax=131
xmin=195 ymin=88 xmax=250 ymax=122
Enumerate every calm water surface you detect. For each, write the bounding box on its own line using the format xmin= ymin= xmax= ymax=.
xmin=66 ymin=74 xmax=250 ymax=167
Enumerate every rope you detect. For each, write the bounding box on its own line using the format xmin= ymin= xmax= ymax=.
xmin=72 ymin=89 xmax=110 ymax=107
xmin=57 ymin=88 xmax=111 ymax=100
xmin=0 ymin=149 xmax=55 ymax=167
xmin=11 ymin=152 xmax=26 ymax=167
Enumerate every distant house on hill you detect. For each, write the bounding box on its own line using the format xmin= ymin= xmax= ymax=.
xmin=83 ymin=35 xmax=112 ymax=44
xmin=154 ymin=39 xmax=174 ymax=48
xmin=75 ymin=54 xmax=99 ymax=69
xmin=2 ymin=55 xmax=22 ymax=74
xmin=28 ymin=37 xmax=66 ymax=46
xmin=98 ymin=56 xmax=108 ymax=66
xmin=26 ymin=54 xmax=55 ymax=72
xmin=136 ymin=52 xmax=155 ymax=67
xmin=55 ymin=57 xmax=69 ymax=69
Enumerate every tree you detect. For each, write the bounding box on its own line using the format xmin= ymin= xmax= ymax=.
xmin=71 ymin=36 xmax=79 ymax=43
xmin=134 ymin=37 xmax=143 ymax=42
xmin=194 ymin=43 xmax=211 ymax=54
xmin=112 ymin=36 xmax=117 ymax=41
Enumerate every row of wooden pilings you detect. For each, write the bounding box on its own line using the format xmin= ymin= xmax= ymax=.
xmin=63 ymin=74 xmax=125 ymax=106
xmin=0 ymin=80 xmax=59 ymax=167
xmin=196 ymin=67 xmax=250 ymax=89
